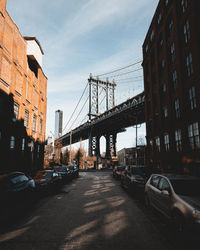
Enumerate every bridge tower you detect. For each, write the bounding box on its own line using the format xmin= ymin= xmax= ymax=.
xmin=88 ymin=74 xmax=117 ymax=160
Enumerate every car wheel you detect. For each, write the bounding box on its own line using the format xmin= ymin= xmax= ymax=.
xmin=144 ymin=193 xmax=150 ymax=207
xmin=171 ymin=212 xmax=186 ymax=234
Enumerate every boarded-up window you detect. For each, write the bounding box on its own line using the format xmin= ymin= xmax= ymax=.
xmin=25 ymin=81 xmax=31 ymax=102
xmin=3 ymin=22 xmax=13 ymax=53
xmin=1 ymin=57 xmax=11 ymax=84
xmin=15 ymin=69 xmax=23 ymax=94
xmin=33 ymin=89 xmax=39 ymax=108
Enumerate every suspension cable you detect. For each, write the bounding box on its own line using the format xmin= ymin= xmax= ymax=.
xmin=69 ymin=97 xmax=89 ymax=131
xmin=99 ymin=67 xmax=143 ymax=79
xmin=94 ymin=60 xmax=142 ymax=77
xmin=62 ymin=82 xmax=88 ymax=133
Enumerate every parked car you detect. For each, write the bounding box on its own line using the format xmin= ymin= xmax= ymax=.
xmin=54 ymin=166 xmax=71 ymax=183
xmin=145 ymin=173 xmax=200 ymax=232
xmin=121 ymin=165 xmax=152 ymax=193
xmin=113 ymin=166 xmax=125 ymax=179
xmin=0 ymin=171 xmax=36 ymax=206
xmin=67 ymin=165 xmax=79 ymax=178
xmin=33 ymin=170 xmax=63 ymax=195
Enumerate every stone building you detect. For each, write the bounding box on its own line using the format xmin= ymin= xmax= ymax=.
xmin=142 ymin=0 xmax=200 ymax=175
xmin=0 ymin=0 xmax=47 ymax=173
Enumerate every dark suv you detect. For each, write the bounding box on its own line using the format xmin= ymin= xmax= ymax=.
xmin=121 ymin=165 xmax=152 ymax=194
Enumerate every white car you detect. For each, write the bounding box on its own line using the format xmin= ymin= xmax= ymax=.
xmin=145 ymin=173 xmax=200 ymax=232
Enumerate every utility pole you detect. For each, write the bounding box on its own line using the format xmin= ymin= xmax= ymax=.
xmin=135 ymin=117 xmax=138 ymax=166
xmin=69 ymin=130 xmax=72 ymax=164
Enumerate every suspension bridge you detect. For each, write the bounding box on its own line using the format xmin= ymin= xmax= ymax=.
xmin=56 ymin=61 xmax=145 ymax=158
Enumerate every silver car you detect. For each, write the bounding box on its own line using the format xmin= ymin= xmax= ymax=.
xmin=145 ymin=174 xmax=200 ymax=232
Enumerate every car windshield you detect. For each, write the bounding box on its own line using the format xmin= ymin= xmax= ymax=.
xmin=10 ymin=175 xmax=29 ymax=184
xmin=171 ymin=179 xmax=200 ymax=196
xmin=58 ymin=167 xmax=65 ymax=172
xmin=68 ymin=166 xmax=74 ymax=170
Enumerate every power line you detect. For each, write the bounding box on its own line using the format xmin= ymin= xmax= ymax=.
xmin=62 ymin=82 xmax=88 ymax=133
xmin=95 ymin=60 xmax=142 ymax=77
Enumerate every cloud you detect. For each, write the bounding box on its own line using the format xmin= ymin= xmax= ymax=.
xmin=7 ymin=0 xmax=158 ymax=150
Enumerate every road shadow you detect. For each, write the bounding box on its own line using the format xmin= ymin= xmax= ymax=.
xmin=0 ymin=172 xmax=198 ymax=250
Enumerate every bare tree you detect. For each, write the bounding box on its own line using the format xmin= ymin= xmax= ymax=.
xmin=136 ymin=135 xmax=146 ymax=146
xmin=62 ymin=147 xmax=70 ymax=165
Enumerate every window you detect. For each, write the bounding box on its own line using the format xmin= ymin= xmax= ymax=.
xmin=14 ymin=102 xmax=19 ymax=120
xmin=150 ymin=175 xmax=161 ymax=188
xmin=150 ymin=29 xmax=155 ymax=41
xmin=174 ymin=99 xmax=180 ymax=118
xmin=175 ymin=129 xmax=182 ymax=152
xmin=170 ymin=42 xmax=175 ymax=62
xmin=158 ymin=33 xmax=163 ymax=51
xmin=164 ymin=133 xmax=170 ymax=151
xmin=149 ymin=139 xmax=153 ymax=147
xmin=145 ymin=44 xmax=149 ymax=53
xmin=33 ymin=114 xmax=37 ymax=132
xmin=189 ymin=86 xmax=196 ymax=110
xmin=185 ymin=52 xmax=193 ymax=77
xmin=155 ymin=137 xmax=160 ymax=152
xmin=162 ymin=83 xmax=166 ymax=93
xmin=183 ymin=20 xmax=190 ymax=43
xmin=172 ymin=70 xmax=178 ymax=89
xmin=10 ymin=136 xmax=15 ymax=149
xmin=157 ymin=13 xmax=162 ymax=24
xmin=188 ymin=122 xmax=200 ymax=150
xmin=163 ymin=106 xmax=168 ymax=118
xmin=181 ymin=0 xmax=187 ymax=13
xmin=22 ymin=138 xmax=25 ymax=151
xmin=168 ymin=19 xmax=173 ymax=36
xmin=39 ymin=119 xmax=43 ymax=135
xmin=161 ymin=59 xmax=165 ymax=69
xmin=24 ymin=110 xmax=29 ymax=128
xmin=158 ymin=178 xmax=170 ymax=192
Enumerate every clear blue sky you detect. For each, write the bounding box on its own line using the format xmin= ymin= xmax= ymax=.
xmin=7 ymin=0 xmax=158 ymax=153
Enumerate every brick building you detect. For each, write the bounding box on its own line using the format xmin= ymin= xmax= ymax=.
xmin=0 ymin=0 xmax=47 ymax=173
xmin=118 ymin=146 xmax=147 ymax=167
xmin=142 ymin=0 xmax=200 ymax=175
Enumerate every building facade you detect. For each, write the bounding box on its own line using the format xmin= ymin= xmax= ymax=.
xmin=142 ymin=0 xmax=200 ymax=175
xmin=0 ymin=0 xmax=47 ymax=173
xmin=54 ymin=110 xmax=63 ymax=139
xmin=118 ymin=147 xmax=147 ymax=167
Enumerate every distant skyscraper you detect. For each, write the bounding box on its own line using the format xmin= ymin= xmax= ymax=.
xmin=55 ymin=110 xmax=63 ymax=138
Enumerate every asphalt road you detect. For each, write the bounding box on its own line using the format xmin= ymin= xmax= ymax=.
xmin=0 ymin=171 xmax=199 ymax=250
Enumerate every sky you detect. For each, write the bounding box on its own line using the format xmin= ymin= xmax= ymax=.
xmin=7 ymin=0 xmax=158 ymax=153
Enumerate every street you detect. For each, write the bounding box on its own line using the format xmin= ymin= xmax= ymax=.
xmin=0 ymin=171 xmax=199 ymax=250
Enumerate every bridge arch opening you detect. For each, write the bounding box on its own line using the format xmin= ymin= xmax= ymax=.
xmin=99 ymin=135 xmax=106 ymax=157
